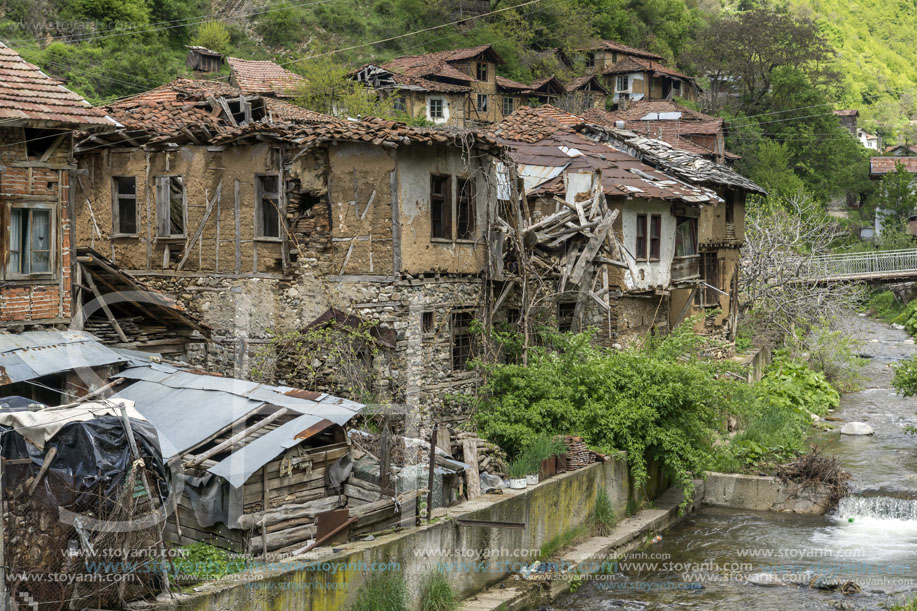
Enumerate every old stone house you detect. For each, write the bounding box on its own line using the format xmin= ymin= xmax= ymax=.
xmin=491 ymin=105 xmax=763 ymax=340
xmin=577 ymin=40 xmax=699 ymax=106
xmin=354 ymin=45 xmax=533 ymax=127
xmin=0 ymin=42 xmax=115 ymax=328
xmin=72 ymin=78 xmax=505 ymax=428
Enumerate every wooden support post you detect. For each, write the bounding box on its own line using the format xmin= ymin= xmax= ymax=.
xmin=177 ymin=181 xmax=221 ymax=270
xmin=379 ymin=417 xmax=393 ymax=496
xmin=462 ymin=439 xmax=480 ymax=501
xmin=26 ymin=446 xmax=57 ymax=496
xmin=261 ymin=466 xmax=269 ymax=559
xmin=84 ymin=271 xmax=128 ymax=343
xmin=426 ymin=423 xmax=438 ymax=523
xmin=234 ymin=179 xmax=241 ymax=274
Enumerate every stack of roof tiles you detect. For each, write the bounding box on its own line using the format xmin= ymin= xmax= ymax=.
xmin=0 ymin=42 xmax=113 ymax=127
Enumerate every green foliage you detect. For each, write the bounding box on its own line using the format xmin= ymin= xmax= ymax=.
xmin=869 ymin=164 xmax=917 ymax=233
xmin=292 ymin=57 xmax=395 ymax=119
xmin=885 ymin=595 xmax=917 ymax=611
xmin=171 ymin=543 xmax=245 ymax=583
xmin=419 ymin=570 xmax=457 ymax=611
xmin=538 ymin=524 xmax=589 ymax=561
xmin=867 ymin=291 xmax=907 ymax=323
xmin=755 ymin=352 xmax=840 ymax=417
xmin=593 ymin=487 xmax=617 ymax=535
xmin=191 ymin=21 xmax=231 ymax=55
xmin=784 ymin=323 xmax=865 ymax=392
xmin=507 ymin=458 xmax=529 ymax=479
xmin=352 ymin=571 xmax=408 ymax=611
xmin=475 ymin=325 xmax=742 ymax=505
xmin=896 ymin=300 xmax=917 ymax=337
xmin=892 ymin=355 xmax=917 ymax=397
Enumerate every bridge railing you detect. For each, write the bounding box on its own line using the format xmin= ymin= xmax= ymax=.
xmin=798 ymin=248 xmax=917 ymax=280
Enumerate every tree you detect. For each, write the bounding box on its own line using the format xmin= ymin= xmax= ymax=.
xmin=292 ymin=58 xmax=394 ymax=119
xmin=870 ymin=164 xmax=917 ymax=229
xmin=191 ymin=21 xmax=231 ymax=55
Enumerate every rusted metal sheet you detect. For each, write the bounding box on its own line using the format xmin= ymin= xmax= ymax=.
xmin=293 ymin=418 xmax=334 ymax=441
xmin=284 ymin=388 xmax=322 ymax=401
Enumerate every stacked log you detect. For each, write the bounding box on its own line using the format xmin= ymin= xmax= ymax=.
xmin=454 ymin=433 xmax=509 ymax=477
xmin=243 ymin=495 xmax=345 ymax=554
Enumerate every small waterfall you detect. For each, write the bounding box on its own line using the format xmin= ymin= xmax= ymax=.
xmin=835 ymin=495 xmax=917 ymax=521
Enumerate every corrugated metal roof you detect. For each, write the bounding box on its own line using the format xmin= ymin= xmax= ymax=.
xmin=113 ymin=363 xmax=364 ymax=487
xmin=0 ymin=331 xmax=126 ymax=384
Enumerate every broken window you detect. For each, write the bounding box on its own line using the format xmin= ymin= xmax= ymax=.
xmin=502 ymin=96 xmax=514 ymax=116
xmin=422 ymin=311 xmax=434 ymax=333
xmin=112 ymin=176 xmax=137 ymax=235
xmin=256 ymin=174 xmax=281 ymax=239
xmin=430 ymin=174 xmax=451 ymax=240
xmin=477 ymin=94 xmax=488 ymax=112
xmin=24 ymin=128 xmax=63 ymax=159
xmin=456 ymin=177 xmax=476 ymax=240
xmin=451 ymin=311 xmax=473 ymax=370
xmin=616 ymin=76 xmax=628 ymax=92
xmin=393 ymin=96 xmax=406 ymax=112
xmin=428 ymin=98 xmax=444 ymax=119
xmin=155 ymin=176 xmax=185 ymax=237
xmin=674 ymin=217 xmax=698 ymax=257
xmin=703 ymin=252 xmax=719 ymax=306
xmin=724 ymin=190 xmax=735 ymax=225
xmin=585 ymin=52 xmax=595 ymax=68
xmin=557 ymin=302 xmax=575 ymax=332
xmin=477 ymin=62 xmax=488 ymax=81
xmin=635 ymin=213 xmax=647 ymax=260
xmin=649 ymin=214 xmax=661 ymax=260
xmin=8 ymin=206 xmax=52 ymax=276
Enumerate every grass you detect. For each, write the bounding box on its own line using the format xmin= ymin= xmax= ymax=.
xmin=170 ymin=543 xmax=246 ymax=585
xmin=538 ymin=524 xmax=590 ymax=561
xmin=351 ymin=571 xmax=408 ymax=611
xmin=419 ymin=570 xmax=458 ymax=611
xmin=885 ymin=596 xmax=917 ymax=611
xmin=593 ymin=487 xmax=617 ymax=536
xmin=867 ymin=290 xmax=907 ymax=323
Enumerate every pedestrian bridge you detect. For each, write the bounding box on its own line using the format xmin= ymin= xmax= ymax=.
xmin=798 ymin=248 xmax=917 ymax=283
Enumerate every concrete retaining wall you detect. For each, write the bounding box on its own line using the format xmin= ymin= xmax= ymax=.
xmin=143 ymin=457 xmax=640 ymax=611
xmin=703 ymin=472 xmax=836 ymax=514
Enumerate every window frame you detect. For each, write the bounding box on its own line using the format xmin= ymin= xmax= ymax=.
xmin=154 ymin=175 xmax=186 ymax=238
xmin=111 ymin=176 xmax=138 ymax=237
xmin=585 ymin=52 xmax=595 ymax=68
xmin=635 ymin=213 xmax=648 ymax=261
xmin=428 ymin=97 xmax=445 ymax=120
xmin=616 ymin=75 xmax=629 ymax=92
xmin=476 ymin=62 xmax=488 ymax=81
xmin=476 ymin=93 xmax=488 ymax=112
xmin=557 ymin=302 xmax=576 ymax=332
xmin=502 ymin=96 xmax=514 ymax=116
xmin=393 ymin=96 xmax=407 ymax=112
xmin=421 ymin=311 xmax=434 ymax=334
xmin=451 ymin=311 xmax=474 ymax=371
xmin=649 ymin=214 xmax=662 ymax=261
xmin=255 ymin=173 xmax=283 ymax=241
xmin=5 ymin=202 xmax=56 ymax=280
xmin=430 ymin=174 xmax=452 ymax=240
xmin=456 ymin=177 xmax=476 ymax=241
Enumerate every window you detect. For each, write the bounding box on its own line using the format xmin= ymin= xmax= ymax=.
xmin=703 ymin=252 xmax=719 ymax=306
xmin=256 ymin=175 xmax=281 ymax=239
xmin=635 ymin=214 xmax=647 ymax=260
xmin=616 ymin=76 xmax=628 ymax=92
xmin=477 ymin=94 xmax=488 ymax=112
xmin=456 ymin=178 xmax=476 ymax=240
xmin=672 ymin=80 xmax=682 ymax=91
xmin=452 ymin=311 xmax=473 ymax=370
xmin=724 ymin=191 xmax=735 ymax=224
xmin=502 ymin=96 xmax=514 ymax=116
xmin=558 ymin=302 xmax=575 ymax=332
xmin=506 ymin=308 xmax=520 ymax=324
xmin=428 ymin=98 xmax=444 ymax=119
xmin=430 ymin=175 xmax=451 ymax=239
xmin=155 ymin=176 xmax=185 ymax=237
xmin=393 ymin=96 xmax=406 ymax=112
xmin=649 ymin=214 xmax=661 ymax=260
xmin=476 ymin=62 xmax=488 ymax=81
xmin=8 ymin=206 xmax=52 ymax=276
xmin=112 ymin=176 xmax=137 ymax=235
xmin=674 ymin=217 xmax=698 ymax=257
xmin=422 ymin=311 xmax=434 ymax=333
xmin=585 ymin=52 xmax=595 ymax=68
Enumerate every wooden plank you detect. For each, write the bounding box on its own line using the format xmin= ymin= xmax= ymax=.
xmin=568 ymin=209 xmax=619 ymax=286
xmin=462 ymin=439 xmax=480 ymax=501
xmin=250 ymin=523 xmax=316 ymax=553
xmin=237 ymin=495 xmax=345 ymax=530
xmin=344 ymin=483 xmax=380 ymax=503
xmin=184 ymin=408 xmax=289 ymax=469
xmin=215 ymin=182 xmax=221 ymax=273
xmin=83 ymin=270 xmax=129 ymax=342
xmin=177 ymin=180 xmax=221 ymax=270
xmin=234 ymin=179 xmax=241 ymax=274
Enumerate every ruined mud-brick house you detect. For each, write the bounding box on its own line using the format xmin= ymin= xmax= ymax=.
xmin=0 ymin=42 xmax=115 ymax=328
xmin=72 ymin=78 xmax=505 ymax=428
xmin=584 ymin=100 xmax=737 ymax=165
xmin=354 ymin=45 xmax=534 ymax=127
xmin=576 ymin=40 xmax=700 ymax=107
xmin=491 ymin=105 xmax=764 ymax=341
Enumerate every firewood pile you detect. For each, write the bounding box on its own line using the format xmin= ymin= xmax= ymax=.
xmin=454 ymin=433 xmax=509 ymax=477
xmin=563 ymin=436 xmax=595 ymax=469
xmin=83 ymin=315 xmax=196 ymax=353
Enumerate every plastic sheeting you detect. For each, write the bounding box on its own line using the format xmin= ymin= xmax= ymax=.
xmin=0 ymin=401 xmax=167 ymax=512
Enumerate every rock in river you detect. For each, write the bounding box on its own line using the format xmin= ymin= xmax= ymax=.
xmin=840 ymin=422 xmax=874 ymax=436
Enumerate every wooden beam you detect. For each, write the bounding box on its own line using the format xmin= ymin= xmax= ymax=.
xmin=234 ymin=179 xmax=241 ymax=274
xmin=569 ymin=209 xmax=619 ymax=286
xmin=84 ymin=270 xmax=129 ymax=342
xmin=177 ymin=181 xmax=221 ymax=270
xmin=39 ymin=133 xmax=67 ymax=162
xmin=183 ymin=408 xmax=289 ymax=469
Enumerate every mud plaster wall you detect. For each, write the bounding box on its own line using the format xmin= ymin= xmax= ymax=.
xmin=618 ymin=293 xmax=669 ymax=344
xmin=396 ymin=143 xmax=493 ymax=276
xmin=0 ymin=127 xmax=74 ymax=325
xmin=75 ymin=143 xmax=286 ymax=275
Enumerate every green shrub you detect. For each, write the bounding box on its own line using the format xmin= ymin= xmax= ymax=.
xmin=419 ymin=570 xmax=457 ymax=611
xmin=867 ymin=290 xmax=906 ymax=323
xmin=593 ymin=487 xmax=616 ymax=535
xmin=893 ymin=355 xmax=917 ymax=397
xmin=171 ymin=543 xmax=246 ymax=583
xmin=754 ymin=352 xmax=839 ymax=417
xmin=351 ymin=571 xmax=408 ymax=611
xmin=507 ymin=458 xmax=529 ymax=479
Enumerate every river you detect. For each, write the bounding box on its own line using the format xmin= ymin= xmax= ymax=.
xmin=551 ymin=315 xmax=917 ymax=610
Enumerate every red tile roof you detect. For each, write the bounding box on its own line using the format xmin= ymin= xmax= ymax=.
xmin=0 ymin=42 xmax=113 ymax=127
xmin=382 ymin=45 xmax=500 ymax=84
xmin=884 ymin=144 xmax=917 ymax=155
xmin=601 ymin=56 xmax=694 ymax=83
xmin=870 ymin=157 xmax=917 ymax=175
xmin=227 ymin=57 xmax=304 ymax=97
xmin=496 ymin=75 xmax=532 ymax=92
xmin=583 ymin=106 xmax=725 ymax=159
xmin=581 ymin=40 xmax=664 ymax=62
xmin=565 ymin=74 xmax=608 ymax=94
xmin=833 ymin=109 xmax=859 ymax=117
